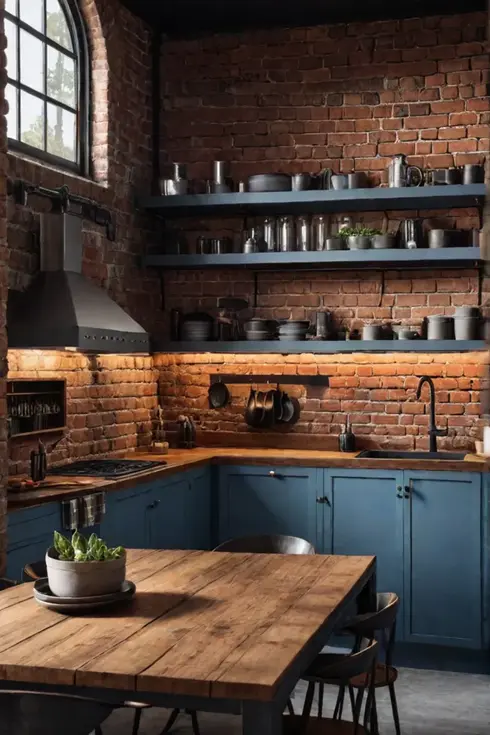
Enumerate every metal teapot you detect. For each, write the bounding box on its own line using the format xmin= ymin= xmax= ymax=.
xmin=388 ymin=155 xmax=423 ymax=188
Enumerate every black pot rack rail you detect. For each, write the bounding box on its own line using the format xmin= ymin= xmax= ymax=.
xmin=8 ymin=180 xmax=116 ymax=241
xmin=210 ymin=374 xmax=329 ymax=387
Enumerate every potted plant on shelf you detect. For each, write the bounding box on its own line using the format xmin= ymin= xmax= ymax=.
xmin=46 ymin=531 xmax=126 ymax=598
xmin=340 ymin=226 xmax=382 ymax=250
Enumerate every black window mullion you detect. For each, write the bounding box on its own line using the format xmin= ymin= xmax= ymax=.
xmin=8 ymin=0 xmax=87 ymax=173
xmin=16 ymin=0 xmax=20 ymax=140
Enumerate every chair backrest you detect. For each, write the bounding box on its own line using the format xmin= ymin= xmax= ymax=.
xmin=0 ymin=690 xmax=115 ymax=735
xmin=214 ymin=534 xmax=315 ymax=555
xmin=0 ymin=578 xmax=18 ymax=591
xmin=312 ymin=638 xmax=379 ymax=682
xmin=346 ymin=592 xmax=400 ymax=635
xmin=23 ymin=560 xmax=47 ymax=582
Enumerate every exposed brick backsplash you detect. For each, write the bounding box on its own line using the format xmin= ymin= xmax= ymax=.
xmin=154 ymin=351 xmax=487 ymax=452
xmin=8 ymin=351 xmax=158 ymax=476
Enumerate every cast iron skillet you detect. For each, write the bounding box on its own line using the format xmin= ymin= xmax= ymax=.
xmin=208 ymin=381 xmax=230 ymax=409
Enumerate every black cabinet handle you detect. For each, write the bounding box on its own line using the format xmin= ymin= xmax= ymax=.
xmin=396 ymin=485 xmax=403 ymax=499
xmin=316 ymin=497 xmax=324 ymax=504
xmin=323 ymin=496 xmax=331 ymax=506
xmin=404 ymin=484 xmax=411 ymax=499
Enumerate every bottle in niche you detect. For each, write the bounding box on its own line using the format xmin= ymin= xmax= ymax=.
xmin=339 ymin=415 xmax=356 ymax=452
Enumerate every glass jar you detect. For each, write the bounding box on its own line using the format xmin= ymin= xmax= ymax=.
xmin=277 ymin=216 xmax=295 ymax=252
xmin=296 ymin=215 xmax=311 ymax=251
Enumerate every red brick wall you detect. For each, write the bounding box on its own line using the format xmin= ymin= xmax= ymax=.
xmin=161 ymin=11 xmax=489 ymax=180
xmin=4 ymin=0 xmax=163 ymax=478
xmin=154 ymin=11 xmax=490 ymax=451
xmin=8 ymin=351 xmax=157 ymax=476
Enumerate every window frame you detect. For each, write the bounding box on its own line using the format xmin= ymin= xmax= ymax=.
xmin=5 ymin=0 xmax=91 ymax=177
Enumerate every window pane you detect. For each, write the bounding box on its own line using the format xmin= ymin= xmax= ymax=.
xmin=20 ymin=30 xmax=44 ymax=93
xmin=47 ymin=47 xmax=75 ymax=108
xmin=20 ymin=91 xmax=45 ymax=149
xmin=5 ymin=0 xmax=17 ymax=17
xmin=6 ymin=84 xmax=18 ymax=140
xmin=5 ymin=20 xmax=18 ymax=81
xmin=46 ymin=0 xmax=73 ymax=51
xmin=19 ymin=0 xmax=44 ymax=33
xmin=47 ymin=103 xmax=76 ymax=161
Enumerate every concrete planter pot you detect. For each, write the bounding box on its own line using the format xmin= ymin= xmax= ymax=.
xmin=46 ymin=547 xmax=126 ymax=598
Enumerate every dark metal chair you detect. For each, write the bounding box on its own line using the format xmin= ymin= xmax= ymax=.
xmin=0 ymin=578 xmax=19 ymax=590
xmin=23 ymin=560 xmax=47 ymax=581
xmin=160 ymin=534 xmax=315 ymax=735
xmin=286 ymin=638 xmax=379 ymax=735
xmin=342 ymin=592 xmax=401 ymax=735
xmin=214 ymin=534 xmax=315 ymax=555
xmin=0 ymin=689 xmax=116 ymax=735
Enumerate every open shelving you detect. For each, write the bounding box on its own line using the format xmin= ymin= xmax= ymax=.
xmin=154 ymin=340 xmax=486 ymax=354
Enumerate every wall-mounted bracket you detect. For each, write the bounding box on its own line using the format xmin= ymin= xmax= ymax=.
xmin=210 ymin=374 xmax=329 ymax=387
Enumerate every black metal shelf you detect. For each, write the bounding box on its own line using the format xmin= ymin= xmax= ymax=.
xmin=144 ymin=247 xmax=482 ymax=271
xmin=139 ymin=184 xmax=485 ymax=218
xmin=154 ymin=340 xmax=486 ymax=354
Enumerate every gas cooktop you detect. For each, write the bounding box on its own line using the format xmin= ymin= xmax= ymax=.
xmin=49 ymin=459 xmax=167 ymax=479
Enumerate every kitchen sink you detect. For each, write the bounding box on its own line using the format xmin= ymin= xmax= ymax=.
xmin=357 ymin=450 xmax=467 ymax=460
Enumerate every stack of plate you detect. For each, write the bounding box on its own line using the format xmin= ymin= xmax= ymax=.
xmin=243 ymin=319 xmax=277 ymax=341
xmin=278 ymin=320 xmax=310 ymax=341
xmin=33 ymin=578 xmax=136 ymax=614
xmin=181 ymin=313 xmax=214 ymax=341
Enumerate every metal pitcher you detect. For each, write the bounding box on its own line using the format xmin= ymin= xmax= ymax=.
xmin=388 ymin=155 xmax=423 ymax=188
xmin=398 ymin=219 xmax=424 ymax=249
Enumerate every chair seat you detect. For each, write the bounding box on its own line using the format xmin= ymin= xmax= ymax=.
xmin=283 ymin=714 xmax=368 ymax=735
xmin=350 ymin=662 xmax=398 ymax=689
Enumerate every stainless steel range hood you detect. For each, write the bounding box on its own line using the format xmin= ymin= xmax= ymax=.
xmin=8 ymin=213 xmax=150 ymax=353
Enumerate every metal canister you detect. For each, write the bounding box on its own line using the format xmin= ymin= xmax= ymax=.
xmin=263 ymin=217 xmax=276 ymax=252
xmin=277 ymin=216 xmax=295 ymax=252
xmin=296 ymin=215 xmax=311 ymax=251
xmin=312 ymin=215 xmax=327 ymax=251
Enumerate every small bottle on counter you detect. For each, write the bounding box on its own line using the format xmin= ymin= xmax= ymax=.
xmin=339 ymin=415 xmax=356 ymax=452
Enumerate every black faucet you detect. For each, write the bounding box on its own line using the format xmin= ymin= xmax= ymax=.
xmin=416 ymin=376 xmax=448 ymax=453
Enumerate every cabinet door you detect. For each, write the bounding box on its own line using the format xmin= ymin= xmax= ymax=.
xmin=218 ymin=465 xmax=321 ymax=550
xmin=148 ymin=469 xmax=211 ymax=550
xmin=403 ymin=471 xmax=482 ymax=649
xmin=101 ymin=484 xmax=154 ymax=549
xmin=7 ymin=503 xmax=63 ymax=581
xmin=327 ymin=469 xmax=404 ymax=611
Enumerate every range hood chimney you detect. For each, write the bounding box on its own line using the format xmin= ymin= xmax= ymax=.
xmin=8 ymin=212 xmax=150 ymax=353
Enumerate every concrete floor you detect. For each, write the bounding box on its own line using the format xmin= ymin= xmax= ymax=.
xmin=101 ymin=667 xmax=490 ymax=734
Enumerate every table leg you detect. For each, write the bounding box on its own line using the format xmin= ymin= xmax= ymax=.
xmin=357 ymin=567 xmax=377 ymax=614
xmin=242 ymin=701 xmax=282 ymax=735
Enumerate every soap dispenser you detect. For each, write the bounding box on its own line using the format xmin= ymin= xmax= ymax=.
xmin=339 ymin=415 xmax=356 ymax=452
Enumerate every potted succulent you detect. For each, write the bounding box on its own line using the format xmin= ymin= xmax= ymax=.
xmin=46 ymin=531 xmax=126 ymax=598
xmin=340 ymin=226 xmax=382 ymax=250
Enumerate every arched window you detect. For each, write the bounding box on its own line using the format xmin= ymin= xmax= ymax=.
xmin=5 ymin=0 xmax=89 ymax=175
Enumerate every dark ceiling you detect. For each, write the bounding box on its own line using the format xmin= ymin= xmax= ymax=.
xmin=119 ymin=0 xmax=487 ymax=36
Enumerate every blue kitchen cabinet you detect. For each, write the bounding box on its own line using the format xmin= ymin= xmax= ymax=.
xmin=326 ymin=469 xmax=404 ymax=611
xmin=327 ymin=468 xmax=483 ymax=649
xmin=7 ymin=503 xmax=63 ymax=581
xmin=403 ymin=471 xmax=482 ymax=649
xmin=101 ymin=483 xmax=154 ymax=549
xmin=218 ymin=465 xmax=322 ymax=550
xmin=7 ymin=503 xmax=100 ymax=581
xmin=148 ymin=468 xmax=211 ymax=550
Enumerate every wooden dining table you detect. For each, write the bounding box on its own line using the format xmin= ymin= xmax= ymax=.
xmin=0 ymin=549 xmax=376 ymax=734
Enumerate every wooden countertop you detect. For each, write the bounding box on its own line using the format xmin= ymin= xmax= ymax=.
xmin=8 ymin=447 xmax=488 ymax=511
xmin=0 ymin=548 xmax=374 ymax=700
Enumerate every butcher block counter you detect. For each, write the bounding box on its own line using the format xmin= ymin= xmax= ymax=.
xmin=7 ymin=446 xmax=487 ymax=510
